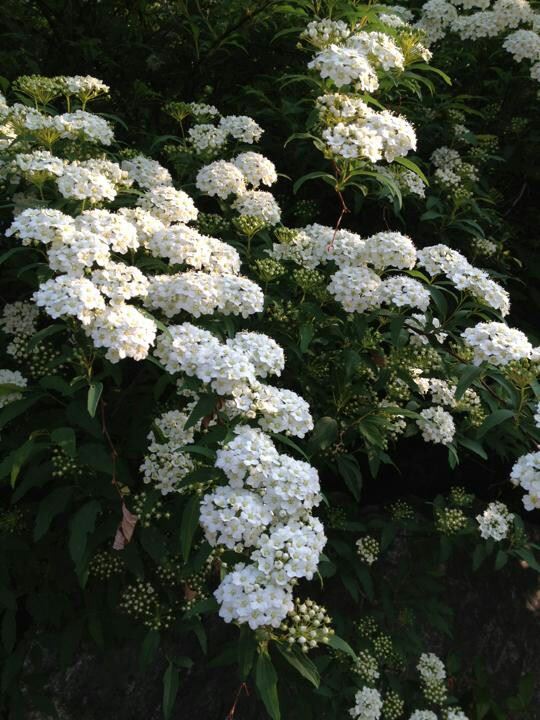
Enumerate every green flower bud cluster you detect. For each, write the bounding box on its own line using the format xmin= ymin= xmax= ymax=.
xmin=352 ymin=649 xmax=380 ymax=683
xmin=324 ymin=505 xmax=347 ymax=530
xmin=422 ymin=680 xmax=448 ymax=706
xmin=447 ymin=109 xmax=466 ymax=125
xmin=356 ymin=536 xmax=380 ymax=565
xmin=119 ymin=580 xmax=176 ymax=631
xmin=52 ymin=447 xmax=83 ymax=479
xmin=388 ymin=499 xmax=415 ymax=521
xmin=278 ymin=598 xmax=334 ymax=652
xmin=510 ymin=116 xmax=529 ymax=134
xmin=290 ymin=198 xmax=318 ymax=223
xmin=372 ymin=633 xmax=394 ymax=661
xmin=131 ymin=491 xmax=171 ymax=528
xmin=233 ymin=214 xmax=267 ymax=238
xmin=197 ymin=212 xmax=229 ymax=236
xmin=435 ymin=507 xmax=468 ymax=535
xmin=382 ymin=690 xmax=405 ymax=720
xmin=355 ymin=616 xmax=379 ymax=638
xmin=274 ymin=226 xmax=300 ymax=245
xmin=503 ymin=358 xmax=539 ymax=388
xmin=89 ymin=550 xmax=124 ymax=580
xmin=0 ymin=507 xmax=27 ymax=535
xmin=254 ymin=258 xmax=286 ymax=283
xmin=448 ymin=486 xmax=474 ymax=508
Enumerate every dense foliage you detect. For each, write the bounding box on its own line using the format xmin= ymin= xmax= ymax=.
xmin=0 ymin=2 xmax=539 ymax=719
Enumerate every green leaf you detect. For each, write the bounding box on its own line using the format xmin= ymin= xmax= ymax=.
xmin=336 ymin=454 xmax=363 ymax=501
xmin=299 ymin=324 xmax=314 ymax=353
xmin=34 ymin=487 xmax=73 ymax=540
xmin=293 ymin=171 xmax=336 ymax=194
xmin=308 ymin=417 xmax=338 ymax=452
xmin=455 ymin=365 xmax=483 ymax=400
xmin=87 ymin=382 xmax=103 ymax=418
xmin=184 ymin=393 xmax=216 ymax=431
xmin=458 ymin=436 xmax=487 ymax=460
xmin=180 ymin=495 xmax=200 ymax=561
xmin=162 ymin=662 xmax=180 ymax=720
xmin=327 ymin=634 xmax=356 ymax=659
xmin=477 ymin=409 xmax=515 ymax=438
xmin=275 ymin=644 xmax=320 ymax=687
xmin=51 ymin=427 xmax=77 ymax=457
xmin=140 ymin=630 xmax=160 ymax=669
xmin=237 ymin=626 xmax=257 ymax=680
xmin=494 ymin=550 xmax=508 ymax=570
xmin=393 ymin=156 xmax=429 ymax=185
xmin=255 ymin=651 xmax=281 ymax=720
xmin=27 ymin=324 xmax=65 ymax=351
xmin=69 ymin=500 xmax=101 ymax=567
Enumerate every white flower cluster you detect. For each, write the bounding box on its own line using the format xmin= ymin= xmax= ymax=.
xmin=0 ymin=369 xmax=27 ymax=409
xmin=121 ymin=155 xmax=172 ymax=189
xmin=476 ymin=501 xmax=514 ymax=540
xmin=232 ymin=190 xmax=281 ymax=226
xmin=187 ymin=111 xmax=263 ymax=154
xmin=510 ymin=451 xmax=540 ymax=510
xmin=301 ymin=18 xmax=351 ymax=48
xmin=416 ymin=406 xmax=456 ymax=445
xmin=349 ymin=687 xmax=383 ymax=720
xmin=417 ymin=652 xmax=447 ymax=684
xmin=0 ymin=301 xmax=39 ymax=338
xmin=137 ymin=185 xmax=198 ymax=224
xmin=148 ymin=224 xmax=240 ymax=274
xmin=409 ymin=712 xmax=438 ymax=720
xmin=461 ymin=321 xmax=533 ymax=365
xmin=417 ymin=244 xmax=509 ymax=316
xmin=203 ymin=425 xmax=324 ymax=628
xmin=430 ymin=146 xmax=478 ymax=189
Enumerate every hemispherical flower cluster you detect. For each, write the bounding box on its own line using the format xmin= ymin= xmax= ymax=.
xmin=279 ymin=598 xmax=334 ymax=651
xmin=0 ymin=301 xmax=39 ymax=337
xmin=33 ymin=275 xmax=105 ymax=324
xmin=229 ymin=382 xmax=314 ymax=438
xmin=137 ymin=185 xmax=198 ymax=224
xmin=417 ymin=652 xmax=446 ymax=684
xmin=195 ymin=160 xmax=246 ymax=198
xmin=13 ymin=150 xmax=65 ymax=179
xmin=309 ymin=44 xmax=380 ymax=90
xmin=188 ymin=123 xmax=228 ymax=153
xmin=5 ymin=208 xmax=74 ymax=245
xmin=356 ymin=535 xmax=380 ymax=565
xmin=362 ymin=232 xmax=417 ymax=269
xmin=349 ymin=687 xmax=383 ymax=720
xmin=409 ymin=712 xmax=438 ymax=720
xmin=476 ymin=501 xmax=514 ymax=540
xmin=148 ymin=224 xmax=240 ymax=274
xmin=226 ymin=332 xmax=285 ymax=378
xmin=56 ymin=163 xmax=117 ymax=202
xmin=218 ymin=115 xmax=264 ymax=144
xmin=232 ymin=152 xmax=278 ymax=188
xmin=461 ymin=322 xmax=533 ymax=366
xmin=232 ymin=190 xmax=281 ymax=225
xmin=91 ymin=263 xmax=149 ymax=303
xmin=85 ymin=303 xmax=157 ymax=362
xmin=417 ymin=406 xmax=456 ymax=445
xmin=0 ymin=369 xmax=27 ymax=409
xmin=328 ymin=266 xmax=382 ymax=313
xmin=347 ymin=31 xmax=405 ymax=71
xmin=121 ymin=155 xmax=172 ymax=189
xmin=301 ymin=18 xmax=351 ymax=48
xmin=200 ymin=486 xmax=274 ymax=550
xmin=76 ymin=209 xmax=139 ymax=253
xmin=377 ymin=276 xmax=431 ymax=311
xmin=510 ymin=451 xmax=540 ymax=510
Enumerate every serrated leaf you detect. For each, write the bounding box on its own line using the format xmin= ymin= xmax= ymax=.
xmin=255 ymin=652 xmax=281 ymax=720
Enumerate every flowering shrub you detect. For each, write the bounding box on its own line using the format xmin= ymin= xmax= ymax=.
xmin=0 ymin=2 xmax=539 ymax=719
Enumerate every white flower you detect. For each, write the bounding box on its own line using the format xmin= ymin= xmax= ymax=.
xmin=57 ymin=164 xmax=117 ymax=202
xmin=308 ymin=44 xmax=379 ymax=91
xmin=117 ymin=207 xmax=166 ymax=247
xmin=219 ymin=115 xmax=263 ymax=144
xmin=33 ymin=275 xmax=105 ymax=324
xmin=230 ymin=382 xmax=314 ymax=437
xmin=0 ymin=301 xmax=39 ymax=337
xmin=215 ymin=426 xmax=281 ymax=487
xmin=233 ymin=152 xmax=278 ymax=188
xmin=226 ymin=331 xmax=285 ymax=378
xmin=232 ymin=190 xmax=281 ymax=225
xmin=417 ymin=406 xmax=455 ymax=445
xmin=461 ymin=322 xmax=533 ymax=366
xmin=349 ymin=686 xmax=383 ymax=720
xmin=137 ymin=186 xmax=198 ymax=224
xmin=91 ymin=263 xmax=149 ymax=303
xmin=121 ymin=155 xmax=172 ymax=189
xmin=57 ymin=110 xmax=114 ymax=144
xmin=510 ymin=451 xmax=540 ymax=511
xmin=147 ymin=224 xmax=240 ymax=274
xmin=376 ymin=275 xmax=431 ymax=311
xmin=141 ymin=441 xmax=194 ymax=495
xmin=195 ymin=160 xmax=246 ymax=198
xmin=85 ymin=303 xmax=157 ymax=362
xmin=0 ymin=369 xmax=27 ymax=408
xmin=301 ymin=18 xmax=351 ymax=48
xmin=347 ymin=31 xmax=405 ymax=71
xmin=328 ymin=266 xmax=382 ymax=313
xmin=417 ymin=653 xmax=446 ymax=683
xmin=363 ymin=231 xmax=417 ymax=270
xmin=188 ymin=123 xmax=228 ymax=153
xmin=200 ymin=486 xmax=273 ymax=550
xmin=75 ymin=209 xmax=139 ymax=253
xmin=5 ymin=208 xmax=75 ymax=246
xmin=476 ymin=501 xmax=514 ymax=540
xmin=13 ymin=149 xmax=65 ymax=178
xmin=408 ymin=712 xmax=438 ymax=720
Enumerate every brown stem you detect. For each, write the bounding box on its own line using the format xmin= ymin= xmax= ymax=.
xmin=225 ymin=683 xmax=249 ymax=720
xmin=328 ymin=162 xmax=350 ymax=251
xmin=100 ymin=399 xmax=122 ymax=499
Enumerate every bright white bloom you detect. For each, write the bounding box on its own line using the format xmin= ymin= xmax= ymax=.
xmin=0 ymin=301 xmax=39 ymax=337
xmin=230 ymin=382 xmax=314 ymax=437
xmin=510 ymin=451 xmax=540 ymax=511
xmin=195 ymin=160 xmax=246 ymax=198
xmin=62 ymin=75 xmax=109 ymax=97
xmin=91 ymin=263 xmax=149 ymax=303
xmin=328 ymin=266 xmax=382 ymax=313
xmin=308 ymin=44 xmax=380 ymax=91
xmin=13 ymin=150 xmax=65 ymax=178
xmin=5 ymin=208 xmax=75 ymax=245
xmin=409 ymin=712 xmax=438 ymax=720
xmin=301 ymin=18 xmax=351 ymax=48
xmin=121 ymin=155 xmax=172 ymax=189
xmin=226 ymin=331 xmax=285 ymax=378
xmin=0 ymin=369 xmax=27 ymax=408
xmin=476 ymin=501 xmax=514 ymax=540
xmin=148 ymin=224 xmax=240 ymax=274
xmin=215 ymin=426 xmax=281 ymax=487
xmin=269 ymin=226 xmax=330 ymax=269
xmin=140 ymin=441 xmax=194 ymax=495
xmin=117 ymin=207 xmax=166 ymax=247
xmin=85 ymin=303 xmax=157 ymax=362
xmin=214 ymin=563 xmax=294 ymax=629
xmin=188 ymin=102 xmax=220 ymax=119
xmin=47 ymin=229 xmax=111 ymax=275
xmin=188 ymin=123 xmax=228 ymax=153
xmin=137 ymin=185 xmax=198 ymax=224
xmin=452 ymin=11 xmax=500 ymax=40
xmin=492 ymin=0 xmax=532 ymax=30
xmin=200 ymin=486 xmax=273 ymax=550
xmin=417 ymin=653 xmax=446 ymax=683
xmin=233 ymin=152 xmax=278 ymax=188
xmin=347 ymin=31 xmax=405 ymax=70
xmin=534 ymin=401 xmax=540 ymax=428
xmin=80 ymin=158 xmax=130 ymax=187
xmin=33 ymin=275 xmax=105 ymax=324
xmin=363 ymin=231 xmax=417 ymax=270
xmin=75 ymin=209 xmax=139 ymax=253
xmin=503 ymin=29 xmax=540 ymax=62
xmin=376 ymin=275 xmax=431 ymax=311
xmin=461 ymin=322 xmax=533 ymax=366
xmin=154 ymin=322 xmax=220 ymax=375
xmin=54 ymin=110 xmax=114 ymax=144
xmin=219 ymin=115 xmax=263 ymax=144
xmin=258 ymin=456 xmax=321 ymax=514
xmin=416 ymin=0 xmax=459 ymax=43
xmin=57 ymin=164 xmax=117 ymax=202
xmin=446 ymin=710 xmax=469 ymax=720
xmin=417 ymin=406 xmax=455 ymax=445
xmin=349 ymin=686 xmax=383 ymax=720
xmin=232 ymin=190 xmax=281 ymax=225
